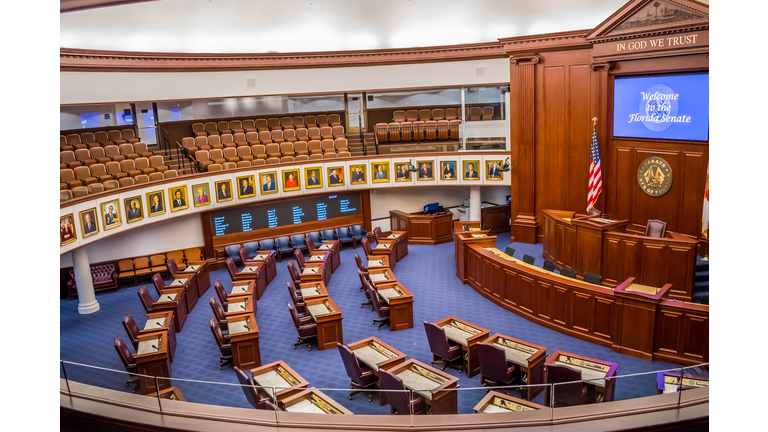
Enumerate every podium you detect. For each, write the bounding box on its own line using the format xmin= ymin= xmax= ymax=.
xmin=611 ymin=278 xmax=673 ymax=361
xmin=373 ymin=281 xmax=413 ymax=331
xmin=153 ymin=287 xmax=187 ymax=332
xmin=134 ymin=332 xmax=171 ymax=394
xmin=226 ymin=312 xmax=261 ymax=370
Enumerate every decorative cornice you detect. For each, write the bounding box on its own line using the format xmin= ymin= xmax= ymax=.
xmin=509 ymin=54 xmax=540 ymax=66
xmin=499 ymin=30 xmax=591 ymax=55
xmin=590 ymin=62 xmax=613 ymax=72
xmin=585 ymin=0 xmax=708 ymax=43
xmin=60 ymin=42 xmax=507 ymax=73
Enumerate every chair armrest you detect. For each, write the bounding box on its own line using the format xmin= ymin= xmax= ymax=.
xmin=222 ymin=343 xmax=231 ymax=349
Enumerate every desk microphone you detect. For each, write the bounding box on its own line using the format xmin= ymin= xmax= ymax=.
xmin=244 ymin=324 xmax=250 ymax=330
xmin=152 ymin=344 xmax=159 ymax=351
xmin=240 ymin=304 xmax=246 ymax=310
xmin=165 ymin=296 xmax=173 ymax=301
xmin=155 ymin=322 xmax=163 ymax=327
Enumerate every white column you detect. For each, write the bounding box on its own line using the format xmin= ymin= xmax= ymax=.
xmin=470 ymin=186 xmax=482 ymax=221
xmin=73 ymin=247 xmax=100 ymax=314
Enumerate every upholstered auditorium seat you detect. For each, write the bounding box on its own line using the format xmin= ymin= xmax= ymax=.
xmin=181 ymin=137 xmax=198 ymax=155
xmin=294 ymin=141 xmax=309 ymax=156
xmin=405 ymin=110 xmax=418 ymax=122
xmin=149 ymin=172 xmax=164 ymax=181
xmin=133 ymin=257 xmax=151 ymax=281
xmin=268 ymin=117 xmax=281 ymax=131
xmin=271 ymin=130 xmax=285 ymax=144
xmin=418 ymin=109 xmax=431 ymax=122
xmin=400 ymin=122 xmax=413 ymax=141
xmin=105 ymin=145 xmax=125 ymax=162
xmin=255 ymin=118 xmax=269 ymax=132
xmin=308 ymin=140 xmax=323 ymax=156
xmin=308 ymin=127 xmax=321 ymax=141
xmin=61 ymin=151 xmax=82 ymax=168
xmin=481 ymin=106 xmax=494 ymax=120
xmin=280 ymin=117 xmax=293 ymax=130
xmin=375 ymin=124 xmax=388 ymax=143
xmin=237 ymin=146 xmax=254 ymax=162
xmin=292 ymin=116 xmax=305 ymax=129
xmin=192 ymin=123 xmax=206 ymax=137
xmin=412 ymin=121 xmax=425 ymax=141
xmin=120 ymin=159 xmax=141 ymax=178
xmin=229 ymin=120 xmax=244 ymax=135
xmin=437 ymin=120 xmax=450 ymax=140
xmin=95 ymin=131 xmax=113 ymax=146
xmin=71 ymin=186 xmax=88 ymax=198
xmin=207 ymin=135 xmax=223 ymax=150
xmin=135 ymin=157 xmax=154 ymax=175
xmin=207 ymin=163 xmax=222 ymax=172
xmin=117 ymin=260 xmax=135 ymax=285
xmin=243 ymin=119 xmax=257 ymax=133
xmin=469 ymin=107 xmax=482 ymax=121
xmin=149 ymin=156 xmax=169 ymax=172
xmin=218 ymin=121 xmax=231 ymax=135
xmin=251 ymin=144 xmax=267 ymax=161
xmin=284 ymin=129 xmax=297 ymax=143
xmin=244 ymin=132 xmax=258 ymax=146
xmin=220 ymin=134 xmax=235 ymax=149
xmin=67 ymin=134 xmax=85 ymax=150
xmin=316 ymin=114 xmax=329 ymax=128
xmin=425 ymin=121 xmax=437 ymax=140
xmin=304 ymin=115 xmax=317 ymax=128
xmin=109 ymin=130 xmax=127 ymax=145
xmin=320 ymin=126 xmax=333 ymax=140
xmin=73 ymin=166 xmax=97 ymax=186
xmin=60 ymin=190 xmax=73 ymax=201
xmin=329 ymin=114 xmax=341 ymax=127
xmin=81 ymin=132 xmax=98 ymax=148
xmin=75 ymin=148 xmax=96 ymax=167
xmin=205 ymin=121 xmax=219 ymax=136
xmin=122 ymin=129 xmax=140 ymax=144
xmin=431 ymin=108 xmax=445 ymax=121
xmin=296 ymin=128 xmax=309 ymax=142
xmin=449 ymin=120 xmax=461 ymax=139
xmin=166 ymin=250 xmax=186 ymax=270
xmin=88 ymin=182 xmax=106 ymax=193
xmin=321 ymin=139 xmax=336 ymax=157
xmin=258 ymin=131 xmax=272 ymax=145
xmin=87 ymin=147 xmax=110 ymax=165
xmin=388 ymin=123 xmax=401 ymax=142
xmin=331 ymin=125 xmax=345 ymax=139
xmin=445 ymin=108 xmax=458 ymax=120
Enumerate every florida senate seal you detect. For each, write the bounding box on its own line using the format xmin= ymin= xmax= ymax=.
xmin=637 ymin=156 xmax=673 ymax=197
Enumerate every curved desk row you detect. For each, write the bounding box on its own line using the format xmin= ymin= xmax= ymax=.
xmin=454 ymin=224 xmax=708 ymax=366
xmin=541 ymin=210 xmax=699 ymax=301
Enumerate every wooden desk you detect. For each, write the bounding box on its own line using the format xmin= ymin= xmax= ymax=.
xmin=370 ymin=239 xmax=398 ymax=270
xmin=373 ymin=281 xmax=413 ymax=331
xmin=386 ymin=231 xmax=409 ymax=262
xmin=147 ymin=386 xmax=186 ymax=401
xmin=307 ymin=250 xmax=333 ymax=273
xmin=545 ymin=350 xmax=619 ymax=403
xmin=224 ymin=294 xmax=255 ymax=317
xmin=250 ymin=360 xmax=309 ymax=402
xmin=298 ymin=281 xmax=328 ymax=302
xmin=433 ymin=316 xmax=490 ymax=378
xmin=390 ymin=210 xmax=452 ymax=245
xmin=367 ymin=267 xmax=396 ymax=288
xmin=233 ymin=262 xmax=267 ymax=300
xmin=299 ymin=262 xmax=328 ymax=285
xmin=453 ymin=224 xmax=497 ymax=280
xmin=612 ymin=278 xmax=673 ymax=361
xmin=153 ymin=287 xmax=187 ymax=332
xmin=348 ymin=337 xmax=407 ymax=373
xmin=455 ymin=221 xmax=487 ymax=234
xmin=542 ymin=209 xmax=698 ymax=300
xmin=246 ymin=250 xmax=277 ymax=286
xmin=140 ymin=311 xmax=177 ymax=363
xmin=381 ymin=359 xmax=459 ymax=415
xmin=228 ymin=280 xmax=256 ymax=309
xmin=365 ymin=255 xmax=390 ymax=270
xmin=483 ymin=333 xmax=547 ymax=401
xmin=656 ymin=371 xmax=709 ymax=395
xmin=280 ymin=388 xmax=354 ymax=415
xmin=480 ymin=203 xmax=511 ymax=235
xmin=473 ymin=391 xmax=546 ymax=414
xmin=226 ymin=313 xmax=260 ymax=370
xmin=167 ymin=276 xmax=197 ymax=314
xmin=176 ymin=261 xmax=210 ymax=299
xmin=134 ymin=332 xmax=171 ymax=394
xmin=305 ymin=297 xmax=343 ymax=351
xmin=317 ymin=241 xmax=341 ymax=273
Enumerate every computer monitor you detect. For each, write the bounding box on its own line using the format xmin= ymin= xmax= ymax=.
xmin=506 ymin=195 xmax=511 ymax=204
xmin=424 ymin=202 xmax=439 ymax=213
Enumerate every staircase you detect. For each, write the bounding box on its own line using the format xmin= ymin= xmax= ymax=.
xmin=362 ymin=132 xmax=376 ymax=155
xmin=152 ymin=148 xmax=195 ymax=176
xmin=347 ymin=132 xmax=377 ymax=156
xmin=691 ymin=256 xmax=709 ymax=305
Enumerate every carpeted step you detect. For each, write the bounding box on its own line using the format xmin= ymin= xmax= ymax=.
xmin=694 ymin=270 xmax=708 ymax=282
xmin=693 ymin=280 xmax=708 ymax=293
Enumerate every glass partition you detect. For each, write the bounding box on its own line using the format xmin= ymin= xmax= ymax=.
xmin=462 ymin=85 xmax=509 ymax=151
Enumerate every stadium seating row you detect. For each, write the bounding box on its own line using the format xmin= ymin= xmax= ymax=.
xmin=181 ymin=126 xmax=346 ymax=156
xmin=192 ymin=114 xmax=342 ymax=137
xmin=60 ymin=169 xmax=179 ymax=201
xmin=375 ymin=120 xmax=461 ymax=143
xmin=61 ymin=129 xmax=140 ymax=151
xmin=192 ymin=138 xmax=351 ymax=171
xmin=60 ymin=143 xmax=154 ymax=169
xmin=389 ymin=106 xmax=493 ymax=123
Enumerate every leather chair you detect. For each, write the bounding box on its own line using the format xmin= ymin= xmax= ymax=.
xmin=225 ymin=244 xmax=241 ymax=263
xmin=291 ymin=234 xmax=308 ymax=253
xmin=234 ymin=367 xmax=275 ymax=410
xmin=214 ymin=280 xmax=229 ymax=309
xmin=350 ymin=225 xmax=367 ymax=243
xmin=275 ymin=236 xmax=294 ymax=262
xmin=287 ymin=301 xmax=318 ymax=351
xmin=209 ymin=317 xmax=233 ymax=370
xmin=354 ymin=252 xmax=366 ymax=273
xmin=378 ymin=369 xmax=426 ymax=415
xmin=151 ymin=272 xmax=166 ymax=297
xmin=237 ymin=246 xmax=252 ymax=267
xmin=305 ymin=233 xmax=316 ymax=254
xmin=357 ymin=269 xmax=373 ymax=310
xmin=545 ymin=364 xmax=590 ymax=407
xmin=368 ymin=283 xmax=390 ymax=330
xmin=361 ymin=237 xmax=373 ymax=258
xmin=373 ymin=227 xmax=383 ymax=243
xmin=321 ymin=228 xmax=338 ymax=241
xmin=543 ymin=260 xmax=557 ymax=272
xmin=338 ymin=343 xmax=376 ymax=402
xmin=209 ymin=296 xmax=229 ymax=335
xmin=114 ymin=336 xmax=140 ymax=391
xmin=286 ymin=280 xmax=307 ymax=315
xmin=522 ymin=254 xmax=536 ymax=265
xmin=122 ymin=313 xmax=141 ymax=350
xmin=287 ymin=261 xmax=302 ymax=287
xmin=645 ymin=219 xmax=667 ymax=238
xmin=477 ymin=342 xmax=518 ymax=388
xmin=560 ymin=267 xmax=578 ymax=279
xmin=306 ymin=231 xmax=323 ymax=248
xmin=167 ymin=259 xmax=184 ymax=280
xmin=137 ymin=286 xmax=155 ymax=313
xmin=336 ymin=226 xmax=355 ymax=247
xmin=423 ymin=321 xmax=464 ymax=372
xmin=583 ymin=272 xmax=602 ymax=285
xmin=293 ymin=249 xmax=307 ymax=272
xmin=243 ymin=241 xmax=260 ymax=258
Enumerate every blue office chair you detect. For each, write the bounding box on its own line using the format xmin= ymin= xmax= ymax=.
xmin=275 ymin=236 xmax=294 ymax=262
xmin=225 ymin=244 xmax=241 ymax=263
xmin=291 ymin=234 xmax=308 ymax=253
xmin=259 ymin=238 xmax=276 ymax=252
xmin=350 ymin=224 xmax=367 ymax=240
xmin=336 ymin=226 xmax=355 ymax=248
xmin=307 ymin=231 xmax=323 ymax=248
xmin=243 ymin=241 xmax=260 ymax=258
xmin=321 ymin=229 xmax=338 ymax=241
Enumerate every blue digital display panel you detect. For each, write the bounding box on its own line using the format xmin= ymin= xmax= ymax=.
xmin=613 ymin=73 xmax=709 ymax=141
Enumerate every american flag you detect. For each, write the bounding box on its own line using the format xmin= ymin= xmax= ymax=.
xmin=587 ymin=121 xmax=602 ymax=211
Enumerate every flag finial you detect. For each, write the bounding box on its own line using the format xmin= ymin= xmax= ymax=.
xmin=592 ymin=117 xmax=597 ymax=123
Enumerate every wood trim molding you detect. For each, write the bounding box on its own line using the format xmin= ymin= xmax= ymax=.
xmin=500 ymin=30 xmax=591 ymax=54
xmin=585 ymin=0 xmax=709 ymax=43
xmin=590 ymin=62 xmax=613 ymax=72
xmin=60 ymin=42 xmax=507 ymax=72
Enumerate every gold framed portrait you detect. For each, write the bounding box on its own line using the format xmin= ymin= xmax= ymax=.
xmin=146 ymin=190 xmax=166 ymax=217
xmin=462 ymin=160 xmax=481 ymax=181
xmin=192 ymin=183 xmax=211 ymax=207
xmin=168 ymin=185 xmax=190 ymax=212
xmin=282 ymin=169 xmax=301 ymax=192
xmin=215 ymin=180 xmax=234 ymax=202
xmin=259 ymin=171 xmax=278 ymax=195
xmin=439 ymin=161 xmax=457 ymax=180
xmin=79 ymin=208 xmax=100 ymax=238
xmin=304 ymin=167 xmax=323 ymax=189
xmin=327 ymin=166 xmax=344 ymax=187
xmin=416 ymin=160 xmax=434 ymax=181
xmin=60 ymin=213 xmax=77 ymax=246
xmin=349 ymin=164 xmax=367 ymax=184
xmin=371 ymin=161 xmax=390 ymax=183
xmin=236 ymin=175 xmax=257 ymax=198
xmin=100 ymin=199 xmax=122 ymax=231
xmin=124 ymin=196 xmax=144 ymax=223
xmin=485 ymin=160 xmax=504 ymax=181
xmin=394 ymin=162 xmax=412 ymax=182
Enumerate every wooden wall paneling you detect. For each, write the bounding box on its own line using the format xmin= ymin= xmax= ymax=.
xmin=594 ymin=297 xmax=614 ymax=340
xmin=553 ymin=286 xmax=569 ymax=327
xmin=667 ymin=246 xmax=695 ymax=299
xmin=564 ymin=224 xmax=577 ymax=269
xmin=535 ymin=64 xmax=565 ymax=243
xmin=491 ymin=262 xmax=503 ymax=300
xmin=639 ymin=243 xmax=666 ymax=289
xmin=612 ymin=147 xmax=634 ymax=222
xmin=361 ymin=190 xmax=372 ymax=232
xmin=652 ymin=309 xmax=682 ymax=357
xmin=409 ymin=220 xmax=433 ymax=241
xmin=620 ymin=239 xmax=640 ymax=286
xmin=503 ymin=268 xmax=518 ymax=309
xmin=536 ymin=281 xmax=552 ymax=321
xmin=571 ymin=291 xmax=593 ymax=334
xmin=518 ymin=275 xmax=535 ymax=315
xmin=567 ymin=64 xmax=594 ymax=214
xmin=681 ymin=314 xmax=709 ymax=362
xmin=602 ymin=238 xmax=621 ymax=285
xmin=679 ymin=152 xmax=706 ymax=236
xmin=200 ymin=211 xmax=214 ymax=260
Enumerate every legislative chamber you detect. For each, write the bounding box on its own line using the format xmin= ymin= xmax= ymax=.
xmin=50 ymin=1 xmax=721 ymax=431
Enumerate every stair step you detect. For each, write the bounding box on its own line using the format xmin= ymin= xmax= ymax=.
xmin=694 ymin=270 xmax=708 ymax=282
xmin=693 ymin=280 xmax=708 ymax=293
xmin=692 ymin=294 xmax=709 ymax=305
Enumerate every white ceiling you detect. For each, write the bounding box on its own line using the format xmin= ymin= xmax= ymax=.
xmin=59 ymin=0 xmax=643 ymax=53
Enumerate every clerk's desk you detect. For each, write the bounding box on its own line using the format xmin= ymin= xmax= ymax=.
xmin=656 ymin=371 xmax=709 ymax=395
xmin=140 ymin=311 xmax=177 ymax=363
xmin=390 ymin=209 xmax=451 ymax=245
xmin=228 ymin=280 xmax=256 ymax=309
xmin=432 ymin=316 xmax=490 ymax=378
xmin=231 ymin=262 xmax=267 ymax=301
xmin=226 ymin=312 xmax=260 ymax=369
xmin=370 ymin=239 xmax=398 ymax=270
xmin=545 ymin=350 xmax=619 ymax=403
xmin=152 ymin=287 xmax=187 ymax=332
xmin=483 ymin=334 xmax=547 ymax=401
xmin=316 ymin=240 xmax=341 ymax=273
xmin=134 ymin=332 xmax=171 ymax=394
xmin=298 ymin=281 xmax=328 ymax=302
xmin=174 ymin=261 xmax=211 ymax=299
xmin=279 ymin=388 xmax=354 ymax=415
xmin=166 ymin=276 xmax=197 ymax=316
xmin=243 ymin=251 xmax=276 ymax=298
xmin=348 ymin=337 xmax=407 ymax=374
xmin=250 ymin=360 xmax=309 ymax=402
xmin=305 ymin=296 xmax=343 ymax=350
xmin=542 ymin=209 xmax=698 ymax=300
xmin=473 ymin=391 xmax=546 ymax=414
xmin=372 ymin=281 xmax=414 ymax=331
xmin=380 ymin=359 xmax=459 ymax=415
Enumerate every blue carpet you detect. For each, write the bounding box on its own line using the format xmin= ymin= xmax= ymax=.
xmin=60 ymin=232 xmax=680 ymax=414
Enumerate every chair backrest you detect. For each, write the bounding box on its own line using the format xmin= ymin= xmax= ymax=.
xmin=304 ymin=233 xmax=316 ymax=253
xmin=286 ymin=301 xmax=302 ymax=328
xmin=151 ymin=272 xmax=165 ymax=295
xmin=214 ymin=280 xmax=228 ymax=307
xmin=259 ymin=238 xmax=275 ymax=251
xmin=233 ymin=366 xmax=262 ymax=409
xmin=276 ymin=236 xmax=291 ymax=248
xmin=287 ymin=260 xmax=300 ymax=283
xmin=418 ymin=109 xmax=432 ymax=121
xmin=293 ymin=249 xmax=305 ymax=270
xmin=393 ymin=110 xmax=406 ymax=122
xmin=504 ymin=246 xmax=516 ymax=257
xmin=291 ymin=234 xmax=306 ymax=248
xmin=583 ymin=272 xmax=602 ymax=285
xmin=522 ymin=254 xmax=536 ymax=265
xmin=225 ymin=244 xmax=240 ymax=261
xmin=423 ymin=321 xmax=453 ymax=359
xmin=321 ymin=229 xmax=335 ymax=240
xmin=351 ymin=225 xmax=364 ymax=236
xmin=237 ymin=246 xmax=250 ymax=264
xmin=645 ymin=219 xmax=667 ymax=238
xmin=337 ymin=343 xmax=366 ymax=384
xmin=543 ymin=260 xmax=557 ymax=272
xmin=287 ymin=281 xmax=302 ymax=306
xmin=137 ymin=286 xmax=154 ymax=313
xmin=361 ymin=237 xmax=372 ymax=257
xmin=225 ymin=257 xmax=238 ymax=279
xmin=477 ymin=342 xmax=510 ymax=382
xmin=185 ymin=247 xmax=203 ymax=261
xmin=308 ymin=231 xmax=321 ymax=245
xmin=150 ymin=254 xmax=166 ymax=268
xmin=293 ymin=116 xmax=305 ymax=128
xmin=587 ymin=208 xmax=602 ymax=217
xmin=354 ymin=253 xmax=365 ymax=272
xmin=560 ymin=267 xmax=577 ymax=279
xmin=122 ymin=313 xmax=140 ymax=349
xmin=209 ymin=317 xmax=227 ymax=351
xmin=357 ymin=269 xmax=371 ymax=292
xmin=337 ymin=227 xmax=350 ymax=238
xmin=210 ymin=295 xmax=227 ymax=323
xmin=240 ymin=241 xmax=259 ymax=258
xmin=373 ymin=227 xmax=383 ymax=241
xmin=114 ymin=336 xmax=135 ymax=370
xmin=117 ymin=259 xmax=134 ymax=273
xmin=378 ymin=369 xmax=411 ymax=415
xmin=167 ymin=259 xmax=180 ymax=278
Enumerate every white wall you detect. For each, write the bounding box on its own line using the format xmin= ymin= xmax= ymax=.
xmin=60 ymin=213 xmax=204 ymax=268
xmin=482 ymin=185 xmax=510 ymax=206
xmin=369 ymin=186 xmax=471 ymax=232
xmin=60 ymin=58 xmax=510 ymax=105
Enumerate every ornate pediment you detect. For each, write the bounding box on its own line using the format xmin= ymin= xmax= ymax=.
xmin=586 ymin=0 xmax=708 ymax=42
